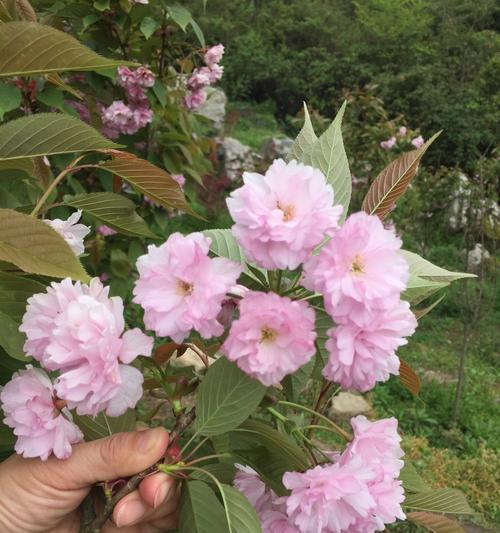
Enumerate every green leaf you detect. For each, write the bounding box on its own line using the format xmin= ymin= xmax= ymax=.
xmin=283 ymin=358 xmax=315 ymax=402
xmin=402 ymin=274 xmax=449 ymax=305
xmin=98 ymin=150 xmax=194 ymax=215
xmin=400 ymin=250 xmax=475 ymax=283
xmin=152 ymin=79 xmax=166 ymax=107
xmin=0 ymin=0 xmax=17 ymax=22
xmin=196 ymin=357 xmax=266 ymax=436
xmin=93 ymin=0 xmax=110 ymax=11
xmin=0 ymin=157 xmax=35 ymax=177
xmin=167 ymin=4 xmax=192 ymax=31
xmin=0 ymin=209 xmax=89 ymax=281
xmin=189 ymin=463 xmax=236 ymax=485
xmin=46 ymin=73 xmax=83 ymax=100
xmin=0 ymin=310 xmax=28 ymax=360
xmin=404 ymin=488 xmax=473 ymax=515
xmin=220 ymin=484 xmax=262 ymax=533
xmin=110 ymin=248 xmax=131 ymax=279
xmin=64 ymin=192 xmax=156 ymax=238
xmin=0 ymin=421 xmax=15 ymax=453
xmin=36 ymin=85 xmax=65 ymax=111
xmin=400 ymin=462 xmax=431 ymax=493
xmin=362 ymin=132 xmax=441 ymax=219
xmin=314 ymin=307 xmax=334 ymax=369
xmin=179 ymin=480 xmax=229 ymax=533
xmin=407 ymin=511 xmax=466 ymax=532
xmin=190 ymin=19 xmax=205 ymax=48
xmin=0 ymin=22 xmax=136 ymax=77
xmin=0 ymin=83 xmax=22 ymax=120
xmin=287 ymin=103 xmax=317 ymax=162
xmin=203 ymin=229 xmax=265 ymax=285
xmin=301 ymin=101 xmax=351 ymax=221
xmin=0 ymin=114 xmax=119 ymax=161
xmin=73 ymin=410 xmax=136 ymax=441
xmin=0 ymin=271 xmax=45 ymax=319
xmin=140 ymin=16 xmax=160 ymax=39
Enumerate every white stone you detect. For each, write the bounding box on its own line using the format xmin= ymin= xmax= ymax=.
xmin=220 ymin=136 xmax=256 ymax=181
xmin=329 ymin=392 xmax=371 ymax=418
xmin=196 ymin=88 xmax=227 ymax=130
xmin=467 ymin=243 xmax=490 ymax=273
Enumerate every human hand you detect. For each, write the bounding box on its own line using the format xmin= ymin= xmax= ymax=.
xmin=0 ymin=427 xmax=178 ymax=532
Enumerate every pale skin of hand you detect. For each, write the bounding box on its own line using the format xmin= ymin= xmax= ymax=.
xmin=0 ymin=428 xmax=179 ymax=533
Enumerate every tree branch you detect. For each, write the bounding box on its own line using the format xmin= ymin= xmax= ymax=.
xmin=80 ymin=409 xmax=196 ymax=533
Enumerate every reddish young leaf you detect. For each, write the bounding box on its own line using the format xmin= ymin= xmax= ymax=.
xmin=407 ymin=511 xmax=466 ymax=532
xmin=362 ymin=131 xmax=441 ymax=218
xmin=399 ymin=357 xmax=421 ymax=396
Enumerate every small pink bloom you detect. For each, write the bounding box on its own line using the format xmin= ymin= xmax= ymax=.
xmin=133 ymin=233 xmax=243 ymax=343
xmin=172 ymin=174 xmax=186 ymax=189
xmin=222 ymin=291 xmax=316 ymax=386
xmin=283 ymin=460 xmax=377 ymax=532
xmin=99 ymin=272 xmax=110 ymax=282
xmin=126 ymin=84 xmax=148 ymax=104
xmin=411 ymin=135 xmax=425 ymax=148
xmin=380 ymin=136 xmax=396 ymax=150
xmin=227 ymin=159 xmax=342 ymax=270
xmin=102 ymin=100 xmax=134 ymax=128
xmin=234 ymin=465 xmax=274 ymax=514
xmin=117 ymin=66 xmax=135 ymax=86
xmin=132 ymin=106 xmax=153 ymax=128
xmin=44 ymin=210 xmax=90 ymax=256
xmin=188 ymin=67 xmax=213 ymax=90
xmin=303 ymin=212 xmax=408 ymax=315
xmin=261 ymin=510 xmax=300 ymax=533
xmin=97 ymin=224 xmax=117 ymax=237
xmin=0 ymin=366 xmax=83 ymax=460
xmin=204 ymin=44 xmax=225 ymax=67
xmin=66 ymin=100 xmax=90 ymax=123
xmin=323 ymin=300 xmax=417 ymax=391
xmin=134 ymin=66 xmax=155 ymax=88
xmin=208 ymin=64 xmax=224 ymax=83
xmin=398 ymin=126 xmax=407 ymax=137
xmin=184 ymin=89 xmax=207 ymax=111
xmin=20 ymin=278 xmax=153 ymax=416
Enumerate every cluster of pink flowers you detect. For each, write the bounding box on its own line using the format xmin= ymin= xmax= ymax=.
xmin=44 ymin=210 xmax=90 ymax=256
xmin=185 ymin=44 xmax=225 ymax=111
xmin=100 ymin=66 xmax=155 ymax=138
xmin=133 ymin=232 xmax=242 ymax=343
xmin=234 ymin=416 xmax=405 ymax=533
xmin=1 ymin=279 xmax=153 ymax=460
xmin=380 ymin=128 xmax=425 ymax=150
xmin=304 ymin=212 xmax=416 ymax=391
xmin=97 ymin=224 xmax=117 ymax=237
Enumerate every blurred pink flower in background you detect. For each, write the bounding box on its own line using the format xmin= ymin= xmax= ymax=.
xmin=398 ymin=126 xmax=407 ymax=137
xmin=411 ymin=135 xmax=425 ymax=148
xmin=97 ymin=224 xmax=117 ymax=237
xmin=204 ymin=44 xmax=225 ymax=67
xmin=380 ymin=136 xmax=396 ymax=149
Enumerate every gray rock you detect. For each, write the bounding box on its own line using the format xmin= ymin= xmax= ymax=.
xmin=220 ymin=136 xmax=257 ymax=181
xmin=260 ymin=136 xmax=294 ymax=163
xmin=467 ymin=243 xmax=490 ymax=273
xmin=329 ymin=392 xmax=371 ymax=418
xmin=196 ymin=88 xmax=227 ymax=130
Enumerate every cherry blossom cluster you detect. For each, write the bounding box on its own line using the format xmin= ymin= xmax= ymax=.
xmin=100 ymin=66 xmax=155 ymax=138
xmin=185 ymin=44 xmax=225 ymax=111
xmin=233 ymin=416 xmax=405 ymax=533
xmin=1 ymin=279 xmax=153 ymax=460
xmin=380 ymin=127 xmax=424 ymax=150
xmin=44 ymin=210 xmax=90 ymax=256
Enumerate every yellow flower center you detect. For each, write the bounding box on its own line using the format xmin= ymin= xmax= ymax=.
xmin=277 ymin=202 xmax=296 ymax=222
xmin=350 ymin=254 xmax=365 ymax=275
xmin=177 ymin=279 xmax=194 ymax=295
xmin=260 ymin=326 xmax=278 ymax=343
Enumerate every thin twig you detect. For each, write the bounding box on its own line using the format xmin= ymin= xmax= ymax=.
xmin=80 ymin=409 xmax=196 ymax=532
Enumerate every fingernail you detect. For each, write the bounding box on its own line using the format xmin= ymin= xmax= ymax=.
xmin=137 ymin=427 xmax=164 ymax=451
xmin=115 ymin=499 xmax=148 ymax=527
xmin=154 ymin=481 xmax=171 ymax=509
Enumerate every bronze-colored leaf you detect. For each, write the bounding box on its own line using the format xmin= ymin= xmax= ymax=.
xmin=15 ymin=0 xmax=36 ymax=21
xmin=98 ymin=150 xmax=195 ymax=215
xmin=399 ymin=358 xmax=421 ymax=395
xmin=407 ymin=511 xmax=466 ymax=532
xmin=362 ymin=131 xmax=441 ymax=218
xmin=46 ymin=73 xmax=83 ymax=100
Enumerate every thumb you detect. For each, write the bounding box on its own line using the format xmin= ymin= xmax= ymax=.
xmin=54 ymin=428 xmax=169 ymax=489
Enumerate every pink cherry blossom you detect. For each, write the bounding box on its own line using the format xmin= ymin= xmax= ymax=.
xmin=188 ymin=67 xmax=213 ymax=90
xmin=102 ymin=100 xmax=134 ymax=128
xmin=204 ymin=44 xmax=225 ymax=67
xmin=184 ymin=88 xmax=207 ymax=111
xmin=97 ymin=224 xmax=117 ymax=237
xmin=133 ymin=232 xmax=243 ymax=343
xmin=398 ymin=126 xmax=407 ymax=137
xmin=234 ymin=465 xmax=274 ymax=514
xmin=227 ymin=159 xmax=343 ymax=270
xmin=222 ymin=291 xmax=316 ymax=386
xmin=44 ymin=210 xmax=90 ymax=256
xmin=134 ymin=66 xmax=155 ymax=88
xmin=261 ymin=509 xmax=300 ymax=533
xmin=0 ymin=366 xmax=83 ymax=460
xmin=20 ymin=278 xmax=153 ymax=416
xmin=283 ymin=460 xmax=377 ymax=533
xmin=380 ymin=137 xmax=396 ymax=150
xmin=411 ymin=135 xmax=425 ymax=148
xmin=323 ymin=300 xmax=417 ymax=391
xmin=172 ymin=173 xmax=186 ymax=189
xmin=133 ymin=106 xmax=153 ymax=128
xmin=208 ymin=64 xmax=224 ymax=83
xmin=303 ymin=212 xmax=408 ymax=314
